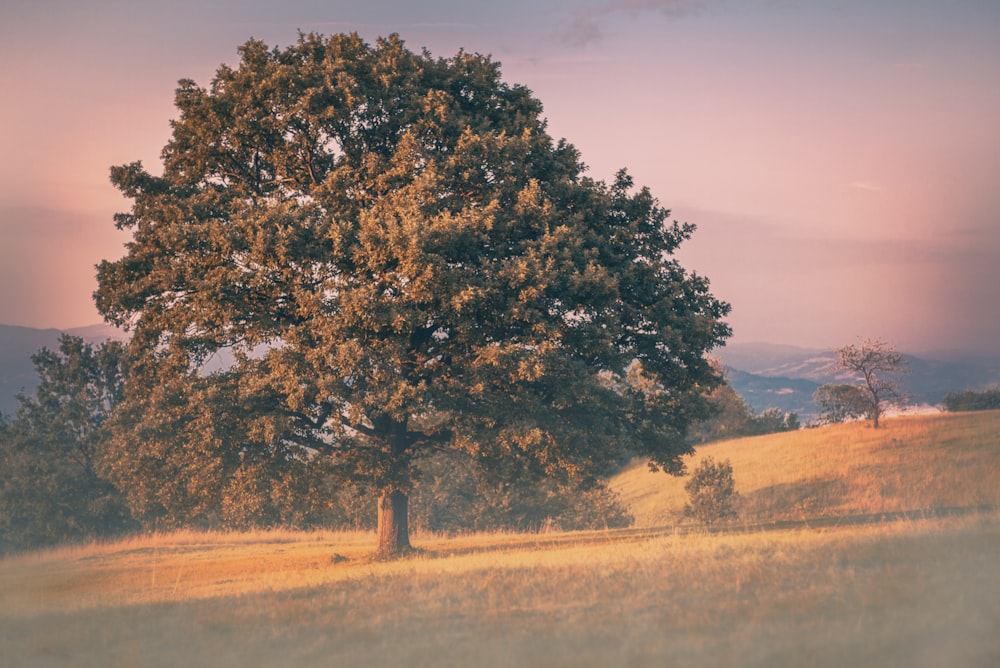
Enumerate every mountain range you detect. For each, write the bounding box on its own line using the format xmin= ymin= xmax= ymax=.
xmin=3 ymin=324 xmax=999 ymax=422
xmin=716 ymin=342 xmax=1000 ymax=421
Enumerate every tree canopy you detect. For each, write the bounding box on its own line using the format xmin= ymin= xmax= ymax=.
xmin=0 ymin=336 xmax=133 ymax=553
xmin=95 ymin=33 xmax=731 ymax=555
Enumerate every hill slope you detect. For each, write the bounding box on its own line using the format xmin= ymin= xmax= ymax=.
xmin=610 ymin=411 xmax=1000 ymax=528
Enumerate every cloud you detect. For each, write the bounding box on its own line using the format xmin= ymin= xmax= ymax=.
xmin=563 ymin=0 xmax=709 ymax=46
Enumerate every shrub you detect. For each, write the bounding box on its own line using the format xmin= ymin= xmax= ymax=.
xmin=684 ymin=456 xmax=739 ymax=526
xmin=941 ymin=387 xmax=1000 ymax=412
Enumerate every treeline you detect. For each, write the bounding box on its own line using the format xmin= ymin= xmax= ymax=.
xmin=941 ymin=387 xmax=1000 ymax=412
xmin=686 ymin=375 xmax=799 ymax=445
xmin=0 ymin=336 xmax=631 ymax=554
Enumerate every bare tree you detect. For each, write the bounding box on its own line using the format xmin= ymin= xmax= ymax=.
xmin=826 ymin=338 xmax=908 ymax=428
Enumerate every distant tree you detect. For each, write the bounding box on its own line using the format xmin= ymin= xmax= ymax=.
xmin=94 ymin=33 xmax=731 ymax=556
xmin=684 ymin=456 xmax=739 ymax=526
xmin=687 ymin=368 xmax=798 ymax=444
xmin=0 ymin=336 xmax=133 ymax=553
xmin=747 ymin=407 xmax=799 ymax=435
xmin=812 ymin=383 xmax=870 ymax=425
xmin=941 ymin=387 xmax=1000 ymax=412
xmin=821 ymin=338 xmax=908 ymax=428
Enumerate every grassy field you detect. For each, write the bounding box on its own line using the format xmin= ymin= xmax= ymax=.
xmin=1 ymin=412 xmax=998 ymax=667
xmin=610 ymin=410 xmax=1000 ymax=527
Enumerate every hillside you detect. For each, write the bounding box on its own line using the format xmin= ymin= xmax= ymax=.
xmin=610 ymin=411 xmax=1000 ymax=528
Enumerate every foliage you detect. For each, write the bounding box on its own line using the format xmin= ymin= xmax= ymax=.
xmin=409 ymin=451 xmax=632 ymax=533
xmin=687 ymin=374 xmax=798 ymax=444
xmin=683 ymin=456 xmax=739 ymax=525
xmin=750 ymin=407 xmax=800 ymax=434
xmin=94 ymin=33 xmax=730 ymax=554
xmin=0 ymin=336 xmax=134 ymax=553
xmin=97 ymin=354 xmax=348 ymax=531
xmin=824 ymin=338 xmax=907 ymax=428
xmin=813 ymin=383 xmax=870 ymax=425
xmin=941 ymin=387 xmax=1000 ymax=412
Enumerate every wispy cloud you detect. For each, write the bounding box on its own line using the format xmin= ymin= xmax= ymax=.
xmin=849 ymin=180 xmax=883 ymax=192
xmin=563 ymin=0 xmax=709 ymax=46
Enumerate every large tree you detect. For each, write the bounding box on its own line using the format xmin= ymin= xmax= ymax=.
xmin=95 ymin=33 xmax=730 ymax=556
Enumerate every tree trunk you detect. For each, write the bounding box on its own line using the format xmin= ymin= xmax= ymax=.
xmin=372 ymin=415 xmax=413 ymax=558
xmin=870 ymin=400 xmax=881 ymax=428
xmin=376 ymin=489 xmax=411 ymax=557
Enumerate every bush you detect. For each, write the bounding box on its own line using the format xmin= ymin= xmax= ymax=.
xmin=684 ymin=456 xmax=739 ymax=526
xmin=941 ymin=387 xmax=1000 ymax=412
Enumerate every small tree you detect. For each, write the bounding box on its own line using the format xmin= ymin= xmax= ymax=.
xmin=686 ymin=360 xmax=798 ymax=444
xmin=684 ymin=456 xmax=739 ymax=526
xmin=813 ymin=383 xmax=870 ymax=425
xmin=0 ymin=336 xmax=134 ymax=553
xmin=824 ymin=338 xmax=907 ymax=428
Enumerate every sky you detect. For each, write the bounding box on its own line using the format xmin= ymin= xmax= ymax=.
xmin=2 ymin=0 xmax=999 ymax=356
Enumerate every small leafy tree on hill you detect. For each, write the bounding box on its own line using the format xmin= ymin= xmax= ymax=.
xmin=684 ymin=456 xmax=739 ymax=526
xmin=94 ymin=33 xmax=730 ymax=556
xmin=813 ymin=383 xmax=870 ymax=425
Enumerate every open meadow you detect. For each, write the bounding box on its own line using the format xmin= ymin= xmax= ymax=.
xmin=611 ymin=410 xmax=1000 ymax=527
xmin=1 ymin=412 xmax=998 ymax=667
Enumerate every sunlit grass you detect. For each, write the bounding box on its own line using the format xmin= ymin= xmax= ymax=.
xmin=1 ymin=515 xmax=998 ymax=667
xmin=1 ymin=411 xmax=998 ymax=666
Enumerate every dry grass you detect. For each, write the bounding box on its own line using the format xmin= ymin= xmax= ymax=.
xmin=611 ymin=411 xmax=1000 ymax=527
xmin=1 ymin=516 xmax=998 ymax=667
xmin=1 ymin=411 xmax=998 ymax=666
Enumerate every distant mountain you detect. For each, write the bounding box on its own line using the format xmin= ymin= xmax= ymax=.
xmin=722 ymin=367 xmax=822 ymax=419
xmin=714 ymin=342 xmax=834 ymax=379
xmin=0 ymin=324 xmax=124 ymax=416
xmin=717 ymin=342 xmax=1000 ymax=422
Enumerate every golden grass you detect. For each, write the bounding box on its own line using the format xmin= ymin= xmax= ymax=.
xmin=611 ymin=411 xmax=1000 ymax=527
xmin=1 ymin=411 xmax=998 ymax=666
xmin=1 ymin=516 xmax=998 ymax=667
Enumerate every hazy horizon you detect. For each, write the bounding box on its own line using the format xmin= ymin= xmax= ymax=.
xmin=3 ymin=1 xmax=999 ymax=355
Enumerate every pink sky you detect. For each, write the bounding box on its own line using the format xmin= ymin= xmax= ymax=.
xmin=2 ymin=0 xmax=999 ymax=355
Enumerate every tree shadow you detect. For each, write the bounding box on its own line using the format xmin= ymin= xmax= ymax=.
xmin=740 ymin=476 xmax=850 ymax=521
